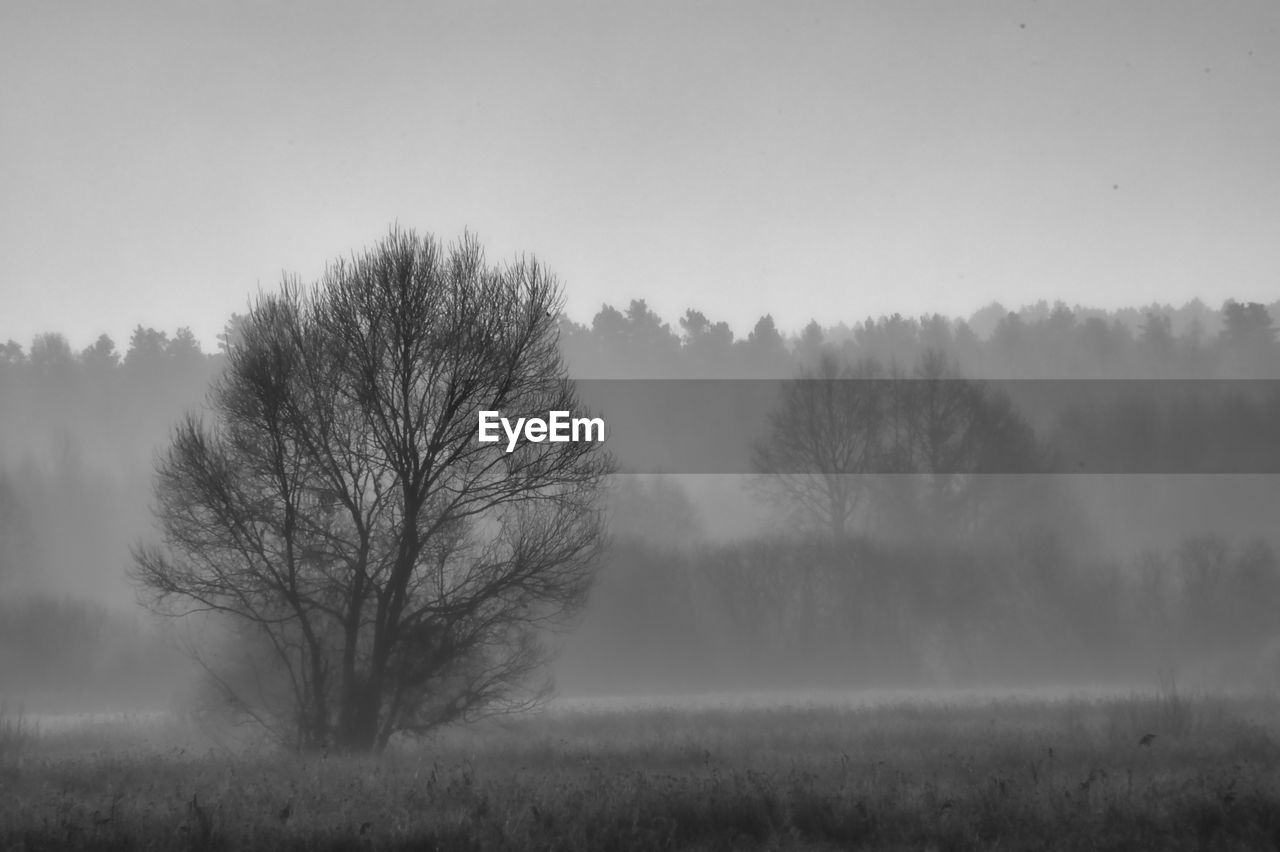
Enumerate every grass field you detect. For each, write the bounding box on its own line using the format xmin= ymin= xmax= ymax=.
xmin=3 ymin=689 xmax=1280 ymax=850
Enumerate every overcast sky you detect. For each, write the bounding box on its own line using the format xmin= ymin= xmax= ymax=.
xmin=3 ymin=1 xmax=1278 ymax=350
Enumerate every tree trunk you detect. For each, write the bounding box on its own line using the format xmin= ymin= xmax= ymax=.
xmin=334 ymin=677 xmax=383 ymax=752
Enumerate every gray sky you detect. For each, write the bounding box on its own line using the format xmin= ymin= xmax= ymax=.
xmin=3 ymin=0 xmax=1278 ymax=350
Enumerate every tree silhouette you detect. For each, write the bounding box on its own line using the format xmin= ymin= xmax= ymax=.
xmin=0 ymin=341 xmax=23 ymax=366
xmin=751 ymin=354 xmax=886 ymax=537
xmin=80 ymin=334 xmax=120 ymax=371
xmin=754 ymin=350 xmax=1042 ymax=539
xmin=133 ymin=229 xmax=613 ymax=752
xmin=1219 ymin=300 xmax=1277 ymax=375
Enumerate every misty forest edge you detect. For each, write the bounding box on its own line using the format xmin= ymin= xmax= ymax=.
xmin=2 ymin=227 xmax=1280 ymax=753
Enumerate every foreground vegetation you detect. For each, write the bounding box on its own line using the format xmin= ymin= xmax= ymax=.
xmin=3 ymin=691 xmax=1280 ymax=850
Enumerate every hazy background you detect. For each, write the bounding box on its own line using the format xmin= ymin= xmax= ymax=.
xmin=2 ymin=304 xmax=1279 ymax=711
xmin=3 ymin=2 xmax=1280 ymax=714
xmin=3 ymin=1 xmax=1280 ymax=349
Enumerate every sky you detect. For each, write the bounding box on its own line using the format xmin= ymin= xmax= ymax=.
xmin=2 ymin=0 xmax=1279 ymax=351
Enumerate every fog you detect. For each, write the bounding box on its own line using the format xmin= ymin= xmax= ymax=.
xmin=2 ymin=301 xmax=1278 ymax=718
xmin=7 ymin=5 xmax=1280 ymax=845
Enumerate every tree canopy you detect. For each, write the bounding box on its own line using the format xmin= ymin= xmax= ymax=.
xmin=132 ymin=229 xmax=613 ymax=751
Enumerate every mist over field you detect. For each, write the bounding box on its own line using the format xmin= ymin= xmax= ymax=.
xmin=6 ymin=2 xmax=1280 ymax=848
xmin=5 ymin=302 xmax=1280 ymax=849
xmin=3 ymin=302 xmax=1279 ymax=714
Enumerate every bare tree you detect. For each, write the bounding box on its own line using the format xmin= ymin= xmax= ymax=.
xmin=133 ymin=229 xmax=613 ymax=752
xmin=873 ymin=349 xmax=1045 ymax=538
xmin=751 ymin=354 xmax=886 ymax=537
xmin=753 ymin=349 xmax=1042 ymax=540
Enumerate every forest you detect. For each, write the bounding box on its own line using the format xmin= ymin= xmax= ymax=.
xmin=2 ymin=296 xmax=1279 ymax=711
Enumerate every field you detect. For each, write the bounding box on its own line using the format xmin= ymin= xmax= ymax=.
xmin=3 ymin=689 xmax=1280 ymax=851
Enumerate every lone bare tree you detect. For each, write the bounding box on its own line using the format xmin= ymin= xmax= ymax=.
xmin=133 ymin=229 xmax=613 ymax=752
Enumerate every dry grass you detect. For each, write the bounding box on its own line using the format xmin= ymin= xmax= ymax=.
xmin=2 ymin=692 xmax=1279 ymax=850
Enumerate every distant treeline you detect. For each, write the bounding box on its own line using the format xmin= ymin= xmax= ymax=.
xmin=2 ymin=296 xmax=1278 ymax=383
xmin=2 ymin=299 xmax=1280 ymax=702
xmin=554 ymin=297 xmax=1280 ymax=378
xmin=2 ymin=299 xmax=1278 ymax=582
xmin=565 ymin=529 xmax=1280 ymax=694
xmin=1 ymin=297 xmax=1276 ymax=468
xmin=0 ymin=596 xmax=185 ymax=712
xmin=553 ymin=469 xmax=1280 ymax=694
